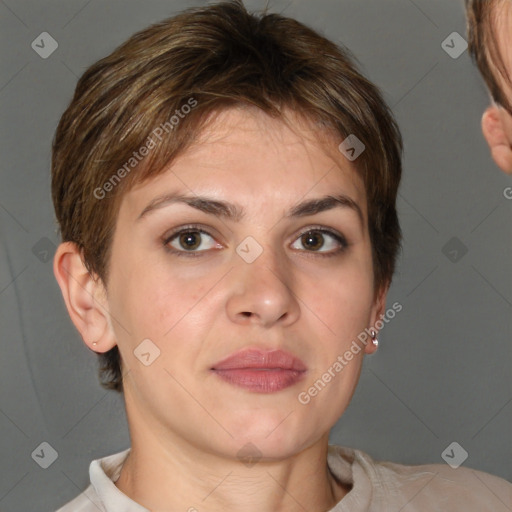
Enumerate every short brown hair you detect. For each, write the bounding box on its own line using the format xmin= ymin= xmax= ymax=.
xmin=466 ymin=0 xmax=512 ymax=112
xmin=52 ymin=0 xmax=402 ymax=393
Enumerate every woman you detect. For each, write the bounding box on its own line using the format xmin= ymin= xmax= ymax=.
xmin=52 ymin=1 xmax=511 ymax=510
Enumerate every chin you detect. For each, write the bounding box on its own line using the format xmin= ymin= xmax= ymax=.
xmin=223 ymin=412 xmax=314 ymax=454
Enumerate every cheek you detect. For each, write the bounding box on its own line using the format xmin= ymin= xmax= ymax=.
xmin=303 ymin=255 xmax=375 ymax=336
xmin=109 ymin=253 xmax=218 ymax=343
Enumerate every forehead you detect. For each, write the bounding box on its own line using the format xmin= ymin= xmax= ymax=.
xmin=122 ymin=106 xmax=367 ymax=217
xmin=186 ymin=106 xmax=347 ymax=165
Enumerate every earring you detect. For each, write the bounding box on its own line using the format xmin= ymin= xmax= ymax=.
xmin=92 ymin=341 xmax=98 ymax=346
xmin=370 ymin=330 xmax=379 ymax=348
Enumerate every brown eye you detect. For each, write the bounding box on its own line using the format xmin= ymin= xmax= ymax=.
xmin=178 ymin=231 xmax=202 ymax=250
xmin=301 ymin=231 xmax=325 ymax=251
xmin=165 ymin=228 xmax=219 ymax=254
xmin=290 ymin=228 xmax=347 ymax=255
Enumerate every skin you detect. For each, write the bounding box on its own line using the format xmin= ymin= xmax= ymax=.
xmin=480 ymin=0 xmax=512 ymax=174
xmin=54 ymin=106 xmax=387 ymax=512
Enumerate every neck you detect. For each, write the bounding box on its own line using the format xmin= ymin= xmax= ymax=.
xmin=115 ymin=427 xmax=349 ymax=512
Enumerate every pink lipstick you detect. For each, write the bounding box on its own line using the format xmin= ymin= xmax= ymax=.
xmin=211 ymin=349 xmax=307 ymax=393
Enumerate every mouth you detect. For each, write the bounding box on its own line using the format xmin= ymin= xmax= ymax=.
xmin=211 ymin=349 xmax=307 ymax=393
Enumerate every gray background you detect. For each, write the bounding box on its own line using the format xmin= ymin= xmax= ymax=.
xmin=0 ymin=0 xmax=511 ymax=510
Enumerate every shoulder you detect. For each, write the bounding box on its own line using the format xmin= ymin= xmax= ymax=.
xmin=55 ymin=484 xmax=104 ymax=512
xmin=357 ymin=449 xmax=512 ymax=511
xmin=328 ymin=445 xmax=511 ymax=511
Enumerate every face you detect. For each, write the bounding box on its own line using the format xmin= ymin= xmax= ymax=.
xmin=101 ymin=107 xmax=385 ymax=461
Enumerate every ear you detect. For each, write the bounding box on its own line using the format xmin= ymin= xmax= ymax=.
xmin=365 ymin=284 xmax=389 ymax=355
xmin=481 ymin=106 xmax=512 ymax=174
xmin=53 ymin=242 xmax=117 ymax=353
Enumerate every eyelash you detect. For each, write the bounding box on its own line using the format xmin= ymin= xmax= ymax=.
xmin=162 ymin=224 xmax=348 ymax=258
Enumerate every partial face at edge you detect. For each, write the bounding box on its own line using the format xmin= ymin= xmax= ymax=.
xmin=102 ymin=107 xmax=386 ymax=460
xmin=481 ymin=1 xmax=512 ymax=173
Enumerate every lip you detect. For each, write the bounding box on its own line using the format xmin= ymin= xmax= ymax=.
xmin=211 ymin=349 xmax=307 ymax=393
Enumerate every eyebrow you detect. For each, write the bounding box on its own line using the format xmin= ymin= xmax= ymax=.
xmin=136 ymin=193 xmax=364 ymax=225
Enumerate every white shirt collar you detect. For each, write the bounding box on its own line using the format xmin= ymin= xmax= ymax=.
xmin=90 ymin=448 xmax=149 ymax=511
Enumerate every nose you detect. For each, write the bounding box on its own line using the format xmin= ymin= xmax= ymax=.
xmin=225 ymin=246 xmax=300 ymax=328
